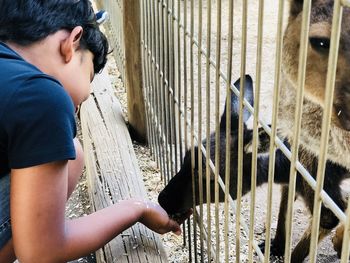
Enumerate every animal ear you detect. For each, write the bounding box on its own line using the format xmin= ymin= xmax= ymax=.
xmin=220 ymin=75 xmax=254 ymax=131
xmin=233 ymin=75 xmax=254 ymax=123
xmin=290 ymin=0 xmax=304 ymax=17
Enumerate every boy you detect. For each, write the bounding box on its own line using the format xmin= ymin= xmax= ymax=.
xmin=0 ymin=1 xmax=184 ymax=262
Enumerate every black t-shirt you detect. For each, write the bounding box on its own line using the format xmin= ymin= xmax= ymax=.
xmin=0 ymin=43 xmax=76 ymax=177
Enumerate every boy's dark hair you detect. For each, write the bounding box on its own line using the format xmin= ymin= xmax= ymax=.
xmin=0 ymin=0 xmax=108 ymax=73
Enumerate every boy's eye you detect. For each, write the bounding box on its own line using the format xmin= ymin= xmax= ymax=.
xmin=309 ymin=37 xmax=330 ymax=53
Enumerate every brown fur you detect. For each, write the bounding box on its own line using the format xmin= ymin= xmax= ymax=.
xmin=276 ymin=0 xmax=350 ymax=261
xmin=332 ymin=223 xmax=345 ymax=257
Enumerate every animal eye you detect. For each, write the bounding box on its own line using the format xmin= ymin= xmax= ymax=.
xmin=309 ymin=37 xmax=330 ymax=52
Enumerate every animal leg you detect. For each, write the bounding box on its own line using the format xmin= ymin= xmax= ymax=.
xmin=291 ymin=225 xmax=330 ymax=263
xmin=270 ymin=185 xmax=289 ymax=256
xmin=332 ymin=223 xmax=350 ymax=259
xmin=259 ymin=185 xmax=289 ymax=257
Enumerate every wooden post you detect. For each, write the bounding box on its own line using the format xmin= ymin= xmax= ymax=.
xmin=123 ymin=0 xmax=147 ymax=143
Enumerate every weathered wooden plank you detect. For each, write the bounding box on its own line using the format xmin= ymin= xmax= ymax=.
xmin=81 ymin=98 xmax=129 ymax=263
xmin=82 ymin=97 xmax=149 ymax=263
xmin=80 ymin=69 xmax=168 ymax=263
xmin=92 ymin=72 xmax=167 ymax=263
xmin=92 ymin=71 xmax=148 ymax=198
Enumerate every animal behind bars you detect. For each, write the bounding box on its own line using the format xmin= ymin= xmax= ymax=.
xmin=158 ymin=0 xmax=350 ymax=262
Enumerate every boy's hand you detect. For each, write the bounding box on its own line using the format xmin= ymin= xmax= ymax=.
xmin=138 ymin=201 xmax=191 ymax=235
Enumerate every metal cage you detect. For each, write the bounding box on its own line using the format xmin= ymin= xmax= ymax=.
xmin=97 ymin=0 xmax=350 ymax=262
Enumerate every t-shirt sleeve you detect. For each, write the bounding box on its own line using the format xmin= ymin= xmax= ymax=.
xmin=4 ymin=76 xmax=77 ymax=169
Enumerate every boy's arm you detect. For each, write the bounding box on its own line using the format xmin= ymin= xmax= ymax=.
xmin=11 ymin=162 xmax=181 ymax=262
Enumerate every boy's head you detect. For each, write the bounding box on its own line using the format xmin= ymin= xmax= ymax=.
xmin=0 ymin=0 xmax=108 ymax=74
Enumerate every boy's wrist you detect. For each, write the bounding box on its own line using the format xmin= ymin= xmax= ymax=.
xmin=119 ymin=198 xmax=147 ymax=222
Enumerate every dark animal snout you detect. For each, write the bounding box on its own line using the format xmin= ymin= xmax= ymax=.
xmin=158 ymin=190 xmax=172 ymax=214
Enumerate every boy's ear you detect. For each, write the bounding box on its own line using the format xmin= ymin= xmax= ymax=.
xmin=60 ymin=26 xmax=84 ymax=63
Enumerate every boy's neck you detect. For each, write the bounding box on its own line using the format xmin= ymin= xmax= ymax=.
xmin=6 ymin=30 xmax=70 ymax=78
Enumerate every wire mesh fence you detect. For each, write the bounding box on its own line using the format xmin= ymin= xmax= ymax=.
xmin=98 ymin=0 xmax=350 ymax=262
xmin=99 ymin=0 xmax=125 ymax=81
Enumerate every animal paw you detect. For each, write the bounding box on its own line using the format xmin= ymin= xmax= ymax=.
xmin=258 ymin=239 xmax=285 ymax=257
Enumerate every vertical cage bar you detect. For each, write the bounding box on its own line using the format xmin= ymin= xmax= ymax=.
xmin=155 ymin=0 xmax=166 ymax=181
xmin=205 ymin=0 xmax=212 ymax=261
xmin=309 ymin=1 xmax=343 ymax=262
xmin=153 ymin=0 xmax=163 ymax=173
xmin=265 ymin=0 xmax=285 ymax=261
xmin=183 ymin=0 xmax=189 ymax=153
xmin=248 ymin=0 xmax=264 ymax=261
xmin=196 ymin=0 xmax=205 ymax=261
xmin=143 ymin=2 xmax=157 ymax=159
xmin=284 ymin=0 xmax=313 ymax=260
xmin=146 ymin=0 xmax=157 ymax=158
xmin=159 ymin=0 xmax=167 ymax=181
xmin=168 ymin=0 xmax=174 ymax=181
xmin=176 ymin=0 xmax=182 ymax=179
xmin=183 ymin=0 xmax=193 ymax=257
xmin=224 ymin=0 xmax=234 ymax=261
xmin=141 ymin=0 xmax=152 ymax=153
xmin=214 ymin=0 xmax=222 ymax=262
xmin=164 ymin=0 xmax=170 ymax=183
xmin=165 ymin=0 xmax=174 ymax=183
xmin=236 ymin=0 xmax=248 ymax=261
xmin=158 ymin=0 xmax=165 ymax=179
xmin=167 ymin=0 xmax=173 ymax=179
xmin=189 ymin=0 xmax=198 ymax=260
xmin=150 ymin=0 xmax=159 ymax=162
xmin=161 ymin=0 xmax=171 ymax=184
xmin=170 ymin=0 xmax=178 ymax=177
xmin=147 ymin=0 xmax=156 ymax=162
xmin=175 ymin=0 xmax=187 ymax=245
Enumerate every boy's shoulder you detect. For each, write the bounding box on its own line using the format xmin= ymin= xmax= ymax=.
xmin=0 ymin=42 xmax=74 ymax=113
xmin=0 ymin=42 xmax=60 ymax=85
xmin=0 ymin=43 xmax=74 ymax=124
